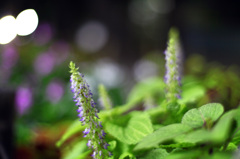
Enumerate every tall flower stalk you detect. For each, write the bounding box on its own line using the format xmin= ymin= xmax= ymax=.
xmin=69 ymin=61 xmax=110 ymax=159
xmin=164 ymin=28 xmax=182 ymax=108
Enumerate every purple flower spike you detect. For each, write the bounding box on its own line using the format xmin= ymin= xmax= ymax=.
xmin=99 ymin=122 xmax=103 ymax=128
xmin=91 ymin=151 xmax=97 ymax=157
xmin=80 ymin=117 xmax=85 ymax=122
xmin=164 ymin=28 xmax=182 ymax=104
xmin=109 ymin=152 xmax=113 ymax=156
xmin=77 ymin=107 xmax=83 ymax=112
xmin=103 ymin=143 xmax=110 ymax=149
xmin=101 ymin=130 xmax=106 ymax=137
xmin=78 ymin=111 xmax=84 ymax=118
xmin=83 ymin=128 xmax=90 ymax=135
xmin=69 ymin=61 xmax=111 ymax=158
xmin=87 ymin=140 xmax=91 ymax=147
xmin=95 ymin=113 xmax=99 ymax=119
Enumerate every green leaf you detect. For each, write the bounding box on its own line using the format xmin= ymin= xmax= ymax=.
xmin=119 ymin=152 xmax=136 ymax=159
xmin=199 ymin=103 xmax=224 ymax=122
xmin=159 ymin=143 xmax=195 ymax=149
xmin=106 ymin=112 xmax=153 ymax=145
xmin=56 ymin=119 xmax=86 ymax=147
xmin=211 ymin=110 xmax=234 ymax=142
xmin=134 ymin=124 xmax=192 ymax=151
xmin=182 ymin=103 xmax=224 ymax=129
xmin=127 ymin=77 xmax=165 ymax=105
xmin=108 ymin=140 xmax=117 ymax=151
xmin=140 ymin=148 xmax=169 ymax=159
xmin=75 ymin=151 xmax=91 ymax=159
xmin=57 ymin=109 xmax=113 ymax=147
xmin=181 ymin=109 xmax=204 ymax=128
xmin=180 ymin=83 xmax=205 ymax=104
xmin=220 ymin=142 xmax=238 ymax=151
xmin=165 ymin=150 xmax=202 ymax=159
xmin=63 ymin=140 xmax=91 ymax=159
xmin=175 ymin=129 xmax=211 ymax=144
xmin=176 ymin=110 xmax=234 ymax=144
xmin=204 ymin=152 xmax=233 ymax=159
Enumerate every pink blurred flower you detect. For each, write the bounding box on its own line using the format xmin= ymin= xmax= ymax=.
xmin=15 ymin=87 xmax=33 ymax=115
xmin=34 ymin=52 xmax=55 ymax=75
xmin=0 ymin=45 xmax=19 ymax=82
xmin=2 ymin=45 xmax=19 ymax=69
xmin=46 ymin=80 xmax=64 ymax=103
xmin=50 ymin=41 xmax=70 ymax=64
xmin=33 ymin=23 xmax=53 ymax=45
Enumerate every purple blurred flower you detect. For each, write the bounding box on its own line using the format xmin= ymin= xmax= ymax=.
xmin=15 ymin=87 xmax=33 ymax=115
xmin=50 ymin=41 xmax=70 ymax=64
xmin=46 ymin=80 xmax=64 ymax=103
xmin=0 ymin=45 xmax=19 ymax=82
xmin=2 ymin=46 xmax=19 ymax=69
xmin=34 ymin=52 xmax=55 ymax=75
xmin=34 ymin=23 xmax=53 ymax=45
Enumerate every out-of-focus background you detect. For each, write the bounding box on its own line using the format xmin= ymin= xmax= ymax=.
xmin=0 ymin=0 xmax=240 ymax=158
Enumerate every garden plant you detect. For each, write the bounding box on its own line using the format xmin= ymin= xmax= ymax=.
xmin=56 ymin=28 xmax=240 ymax=159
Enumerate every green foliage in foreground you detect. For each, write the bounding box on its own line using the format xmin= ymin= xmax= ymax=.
xmin=57 ymin=76 xmax=240 ymax=159
xmin=57 ymin=28 xmax=240 ymax=159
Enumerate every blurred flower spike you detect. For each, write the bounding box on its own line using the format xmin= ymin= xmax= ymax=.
xmin=69 ymin=61 xmax=111 ymax=159
xmin=164 ymin=27 xmax=182 ymax=107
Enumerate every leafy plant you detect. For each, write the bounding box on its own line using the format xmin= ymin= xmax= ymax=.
xmin=57 ymin=28 xmax=240 ymax=159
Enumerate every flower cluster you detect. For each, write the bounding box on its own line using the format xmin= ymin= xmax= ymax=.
xmin=69 ymin=61 xmax=111 ymax=159
xmin=164 ymin=28 xmax=182 ymax=105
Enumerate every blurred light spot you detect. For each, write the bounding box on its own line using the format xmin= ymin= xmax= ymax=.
xmin=76 ymin=21 xmax=108 ymax=53
xmin=15 ymin=87 xmax=32 ymax=115
xmin=129 ymin=0 xmax=158 ymax=26
xmin=34 ymin=52 xmax=55 ymax=75
xmin=0 ymin=15 xmax=17 ymax=44
xmin=84 ymin=75 xmax=97 ymax=93
xmin=147 ymin=0 xmax=174 ymax=14
xmin=133 ymin=60 xmax=158 ymax=81
xmin=34 ymin=23 xmax=53 ymax=45
xmin=94 ymin=60 xmax=125 ymax=87
xmin=46 ymin=80 xmax=64 ymax=103
xmin=16 ymin=9 xmax=38 ymax=36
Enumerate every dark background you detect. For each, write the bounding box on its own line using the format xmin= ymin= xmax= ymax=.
xmin=0 ymin=0 xmax=240 ymax=64
xmin=1 ymin=0 xmax=240 ymax=66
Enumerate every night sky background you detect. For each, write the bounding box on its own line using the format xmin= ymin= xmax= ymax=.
xmin=1 ymin=0 xmax=240 ymax=65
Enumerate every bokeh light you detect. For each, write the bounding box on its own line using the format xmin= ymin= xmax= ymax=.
xmin=46 ymin=80 xmax=64 ymax=103
xmin=93 ymin=59 xmax=125 ymax=87
xmin=128 ymin=0 xmax=158 ymax=26
xmin=15 ymin=86 xmax=33 ymax=115
xmin=34 ymin=52 xmax=55 ymax=75
xmin=15 ymin=9 xmax=38 ymax=36
xmin=133 ymin=59 xmax=158 ymax=81
xmin=0 ymin=15 xmax=17 ymax=44
xmin=147 ymin=0 xmax=174 ymax=14
xmin=75 ymin=21 xmax=109 ymax=53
